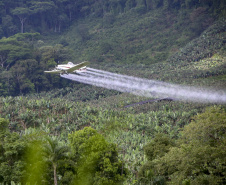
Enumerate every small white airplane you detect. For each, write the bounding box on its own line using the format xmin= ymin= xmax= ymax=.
xmin=44 ymin=61 xmax=89 ymax=74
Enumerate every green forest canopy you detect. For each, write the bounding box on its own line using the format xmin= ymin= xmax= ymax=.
xmin=138 ymin=106 xmax=226 ymax=184
xmin=0 ymin=0 xmax=225 ymax=37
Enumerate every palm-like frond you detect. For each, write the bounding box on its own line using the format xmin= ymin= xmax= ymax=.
xmin=43 ymin=137 xmax=69 ymax=164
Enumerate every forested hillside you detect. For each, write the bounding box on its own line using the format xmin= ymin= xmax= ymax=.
xmin=0 ymin=0 xmax=225 ymax=37
xmin=0 ymin=0 xmax=225 ymax=96
xmin=0 ymin=0 xmax=226 ymax=184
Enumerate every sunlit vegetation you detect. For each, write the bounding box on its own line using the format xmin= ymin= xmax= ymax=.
xmin=138 ymin=106 xmax=226 ymax=184
xmin=0 ymin=94 xmax=221 ymax=184
xmin=0 ymin=120 xmax=127 ymax=185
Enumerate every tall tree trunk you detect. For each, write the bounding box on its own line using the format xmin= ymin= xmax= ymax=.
xmin=18 ymin=16 xmax=26 ymax=33
xmin=69 ymin=10 xmax=72 ymax=21
xmin=21 ymin=20 xmax=24 ymax=33
xmin=0 ymin=55 xmax=7 ymax=68
xmin=54 ymin=24 xmax=57 ymax=32
xmin=58 ymin=23 xmax=61 ymax=32
xmin=53 ymin=163 xmax=57 ymax=185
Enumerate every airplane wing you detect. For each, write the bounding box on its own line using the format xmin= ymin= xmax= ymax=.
xmin=67 ymin=61 xmax=89 ymax=73
xmin=44 ymin=69 xmax=61 ymax=74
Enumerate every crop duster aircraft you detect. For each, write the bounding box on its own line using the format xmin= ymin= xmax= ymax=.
xmin=44 ymin=61 xmax=89 ymax=74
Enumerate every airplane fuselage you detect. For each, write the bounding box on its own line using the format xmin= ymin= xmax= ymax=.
xmin=44 ymin=61 xmax=89 ymax=74
xmin=56 ymin=62 xmax=74 ymax=71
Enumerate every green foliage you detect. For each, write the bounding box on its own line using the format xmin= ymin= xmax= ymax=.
xmin=21 ymin=129 xmax=74 ymax=185
xmin=23 ymin=139 xmax=46 ymax=184
xmin=0 ymin=33 xmax=74 ymax=96
xmin=43 ymin=137 xmax=69 ymax=185
xmin=0 ymin=126 xmax=128 ymax=185
xmin=0 ymin=0 xmax=225 ymax=96
xmin=11 ymin=7 xmax=31 ymax=33
xmin=143 ymin=134 xmax=175 ymax=162
xmin=57 ymin=1 xmax=225 ymax=69
xmin=0 ymin=33 xmax=40 ymax=95
xmin=141 ymin=106 xmax=226 ymax=185
xmin=0 ymin=118 xmax=8 ymax=133
xmin=0 ymin=129 xmax=26 ymax=184
xmin=39 ymin=44 xmax=72 ymax=63
xmin=0 ymin=33 xmax=35 ymax=70
xmin=138 ymin=133 xmax=175 ymax=184
xmin=168 ymin=19 xmax=226 ymax=64
xmin=0 ymin=92 xmax=225 ymax=184
xmin=69 ymin=127 xmax=127 ymax=185
xmin=0 ymin=92 xmax=211 ymax=184
xmin=181 ymin=106 xmax=226 ymax=145
xmin=0 ymin=1 xmax=225 ymax=185
xmin=0 ymin=0 xmax=224 ymax=38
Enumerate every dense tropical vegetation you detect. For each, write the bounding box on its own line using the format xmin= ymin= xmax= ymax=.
xmin=0 ymin=0 xmax=226 ymax=184
xmin=0 ymin=0 xmax=225 ymax=37
xmin=138 ymin=106 xmax=226 ymax=184
xmin=0 ymin=119 xmax=127 ymax=184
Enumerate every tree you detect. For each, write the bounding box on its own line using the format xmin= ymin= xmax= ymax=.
xmin=76 ymin=24 xmax=90 ymax=41
xmin=22 ymin=129 xmax=74 ymax=185
xmin=1 ymin=15 xmax=18 ymax=36
xmin=9 ymin=60 xmax=39 ymax=95
xmin=57 ymin=14 xmax=69 ymax=32
xmin=143 ymin=133 xmax=175 ymax=161
xmin=0 ymin=33 xmax=41 ymax=95
xmin=22 ymin=129 xmax=48 ymax=185
xmin=29 ymin=1 xmax=56 ymax=32
xmin=0 ymin=118 xmax=8 ymax=133
xmin=43 ymin=137 xmax=69 ymax=185
xmin=125 ymin=0 xmax=136 ymax=11
xmin=69 ymin=127 xmax=127 ymax=185
xmin=0 ymin=119 xmax=26 ymax=184
xmin=0 ymin=40 xmax=22 ymax=70
xmin=39 ymin=44 xmax=72 ymax=63
xmin=0 ymin=33 xmax=38 ymax=70
xmin=138 ymin=133 xmax=175 ymax=184
xmin=11 ymin=7 xmax=31 ymax=33
xmin=152 ymin=106 xmax=226 ymax=184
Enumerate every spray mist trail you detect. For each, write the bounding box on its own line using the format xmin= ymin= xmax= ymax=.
xmin=61 ymin=69 xmax=226 ymax=104
xmin=86 ymin=69 xmax=226 ymax=104
xmin=87 ymin=67 xmax=168 ymax=86
xmin=61 ymin=73 xmax=154 ymax=97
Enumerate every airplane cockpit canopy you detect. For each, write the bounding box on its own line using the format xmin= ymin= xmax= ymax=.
xmin=68 ymin=62 xmax=73 ymax=65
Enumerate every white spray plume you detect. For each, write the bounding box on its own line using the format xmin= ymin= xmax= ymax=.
xmin=61 ymin=68 xmax=226 ymax=104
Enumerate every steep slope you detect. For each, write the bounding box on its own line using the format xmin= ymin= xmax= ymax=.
xmin=47 ymin=7 xmax=218 ymax=67
xmin=37 ymin=15 xmax=226 ymax=106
